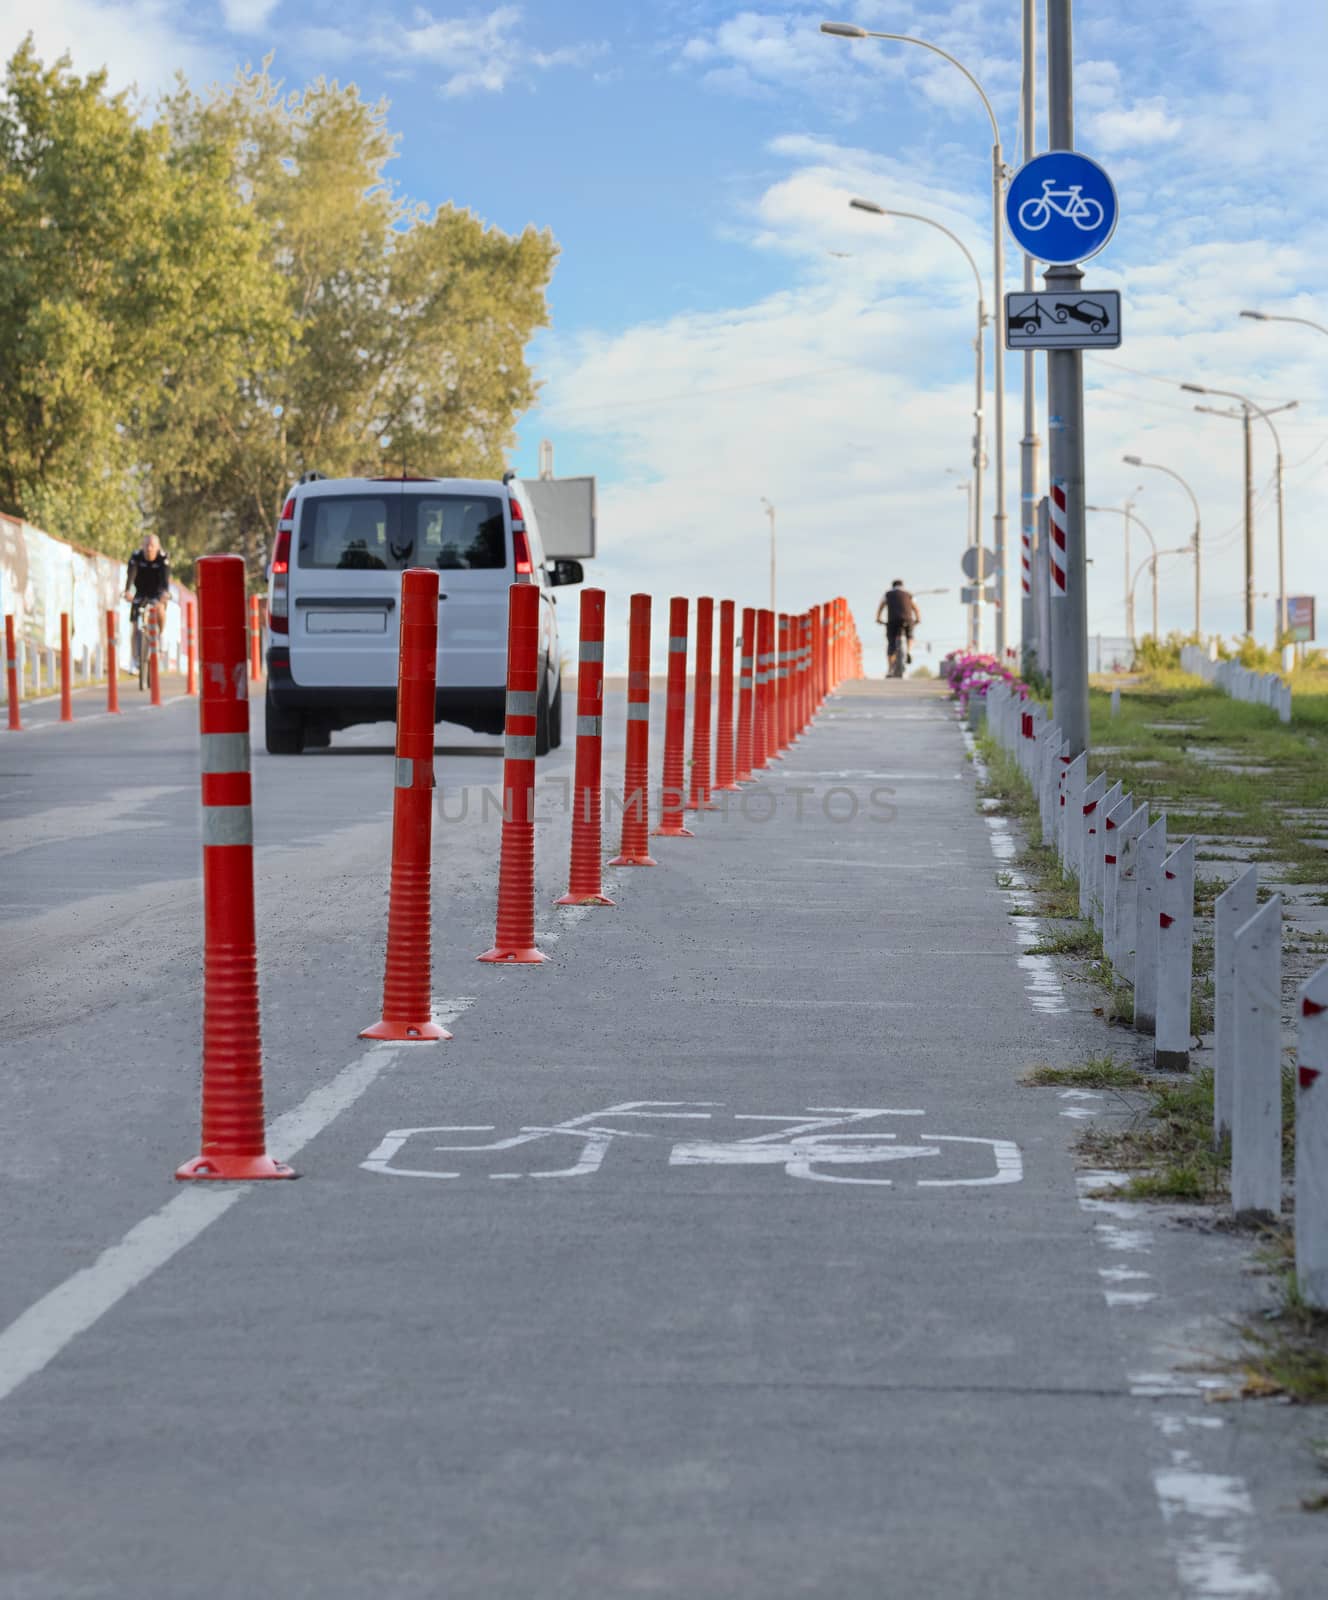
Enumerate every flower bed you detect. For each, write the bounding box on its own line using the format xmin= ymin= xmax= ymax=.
xmin=940 ymin=650 xmax=1025 ymax=714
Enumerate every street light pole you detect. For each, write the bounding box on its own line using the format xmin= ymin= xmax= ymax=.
xmin=760 ymin=498 xmax=776 ymax=612
xmin=1087 ymin=503 xmax=1158 ymax=643
xmin=1123 ymin=455 xmax=1202 ymax=636
xmin=822 ymin=20 xmax=1008 ymax=656
xmin=1240 ymin=308 xmax=1328 ymax=337
xmin=1019 ymin=0 xmax=1040 ymax=668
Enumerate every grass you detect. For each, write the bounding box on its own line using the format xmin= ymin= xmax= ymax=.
xmin=1077 ymin=1069 xmax=1228 ymax=1202
xmin=1022 ymin=1056 xmax=1148 ymax=1089
xmin=1240 ymin=1235 xmax=1328 ymax=1405
xmin=1024 ymin=924 xmax=1102 ymax=957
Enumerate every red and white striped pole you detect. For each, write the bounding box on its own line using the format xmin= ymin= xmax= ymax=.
xmin=186 ymin=600 xmax=197 ymax=696
xmin=759 ymin=608 xmax=777 ymax=766
xmin=361 ymin=567 xmax=450 ymax=1039
xmin=479 ymin=583 xmax=548 ymax=963
xmin=713 ymin=599 xmax=738 ymax=792
xmin=654 ymin=596 xmax=692 ymax=838
xmin=59 ymin=612 xmax=73 ymax=723
xmin=735 ymin=606 xmax=755 ymax=783
xmin=148 ymin=605 xmax=162 ymax=707
xmin=687 ymin=595 xmax=714 ymax=811
xmin=249 ymin=594 xmax=262 ymax=681
xmin=1049 ymin=482 xmax=1068 ymax=598
xmin=798 ymin=614 xmax=811 ymax=733
xmin=776 ymin=613 xmax=790 ymax=752
xmin=5 ymin=615 xmax=20 ymax=732
xmin=106 ymin=610 xmax=121 ymax=714
xmin=608 ymin=593 xmax=656 ymax=868
xmin=177 ymin=554 xmax=294 ymax=1181
xmin=557 ymin=587 xmax=614 ymax=906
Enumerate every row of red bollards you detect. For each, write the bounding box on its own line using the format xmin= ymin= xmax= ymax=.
xmin=176 ymin=557 xmax=861 ymax=1180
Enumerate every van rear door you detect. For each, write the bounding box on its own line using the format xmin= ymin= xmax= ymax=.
xmin=410 ymin=490 xmax=511 ymax=691
xmin=289 ymin=489 xmax=403 ymax=689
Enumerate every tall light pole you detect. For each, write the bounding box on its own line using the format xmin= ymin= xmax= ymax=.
xmin=948 ymin=476 xmax=978 ymax=648
xmin=850 ymin=198 xmax=987 ymax=651
xmin=1087 ymin=502 xmax=1158 ymax=641
xmin=1018 ymin=0 xmax=1040 ymax=668
xmin=1240 ymin=308 xmax=1328 ymax=337
xmin=822 ymin=20 xmax=1008 ymax=657
xmin=760 ymin=498 xmax=776 ymax=611
xmin=1183 ymin=386 xmax=1296 ymax=642
xmin=1129 ymin=548 xmax=1191 ymax=641
xmin=1123 ymin=455 xmax=1202 ymax=636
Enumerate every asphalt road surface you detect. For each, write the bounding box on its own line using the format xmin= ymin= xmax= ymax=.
xmin=0 ymin=678 xmax=1320 ymax=1598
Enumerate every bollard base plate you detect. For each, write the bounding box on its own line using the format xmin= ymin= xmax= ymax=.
xmin=607 ymin=853 xmax=657 ymax=868
xmin=477 ymin=945 xmax=551 ymax=964
xmin=555 ymin=891 xmax=616 ymax=906
xmin=176 ymin=1154 xmax=298 ymax=1181
xmin=359 ymin=1018 xmax=453 ymax=1042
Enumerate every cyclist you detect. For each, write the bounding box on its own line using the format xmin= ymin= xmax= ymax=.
xmin=875 ymin=580 xmax=920 ymax=678
xmin=123 ymin=533 xmax=171 ymax=670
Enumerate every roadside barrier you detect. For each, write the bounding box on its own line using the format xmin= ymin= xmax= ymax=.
xmin=59 ymin=614 xmax=73 ymax=723
xmin=5 ymin=616 xmax=20 ymax=732
xmin=984 ymin=678 xmax=1328 ymax=1297
xmin=362 ymin=567 xmax=451 ymax=1038
xmin=479 ymin=582 xmax=548 ymax=962
xmin=735 ymin=606 xmax=755 ymax=782
xmin=714 ymin=599 xmax=738 ymax=792
xmin=654 ymin=596 xmax=693 ymax=839
xmin=1179 ymin=644 xmax=1292 ymax=723
xmin=105 ymin=611 xmax=121 ymax=714
xmin=557 ymin=587 xmax=613 ymax=906
xmin=177 ymin=553 xmax=295 ymax=1181
xmin=687 ymin=595 xmax=714 ymax=811
xmin=608 ymin=593 xmax=656 ymax=868
xmin=186 ymin=600 xmax=197 ymax=696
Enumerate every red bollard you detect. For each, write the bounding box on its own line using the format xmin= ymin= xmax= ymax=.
xmin=249 ymin=594 xmax=261 ymax=682
xmin=654 ymin=596 xmax=692 ymax=838
xmin=106 ymin=610 xmax=121 ymax=714
xmin=687 ymin=596 xmax=715 ymax=811
xmin=735 ymin=606 xmax=755 ymax=782
xmin=147 ymin=605 xmax=162 ymax=707
xmin=776 ymin=613 xmax=791 ymax=751
xmin=59 ymin=613 xmax=73 ymax=723
xmin=5 ymin=615 xmax=20 ymax=732
xmin=177 ymin=554 xmax=295 ymax=1181
xmin=799 ymin=614 xmax=811 ymax=732
xmin=362 ymin=568 xmax=450 ymax=1038
xmin=713 ymin=599 xmax=738 ymax=791
xmin=557 ymin=587 xmax=614 ymax=906
xmin=754 ymin=609 xmax=774 ymax=768
xmin=609 ymin=594 xmax=656 ymax=868
xmin=186 ymin=600 xmax=197 ymax=696
xmin=479 ymin=583 xmax=548 ymax=962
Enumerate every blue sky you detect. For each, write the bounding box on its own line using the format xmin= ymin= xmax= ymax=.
xmin=7 ymin=1 xmax=1328 ymax=662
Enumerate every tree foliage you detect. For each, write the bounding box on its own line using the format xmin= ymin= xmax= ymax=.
xmin=0 ymin=44 xmax=558 ymax=577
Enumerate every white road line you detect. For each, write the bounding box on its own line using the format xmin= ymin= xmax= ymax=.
xmin=0 ymin=999 xmax=475 ymax=1406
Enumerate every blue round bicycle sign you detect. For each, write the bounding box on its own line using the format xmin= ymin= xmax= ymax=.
xmin=1005 ymin=150 xmax=1118 ymax=265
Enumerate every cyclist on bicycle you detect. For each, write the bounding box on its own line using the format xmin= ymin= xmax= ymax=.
xmin=123 ymin=533 xmax=171 ymax=669
xmin=875 ymin=580 xmax=919 ymax=677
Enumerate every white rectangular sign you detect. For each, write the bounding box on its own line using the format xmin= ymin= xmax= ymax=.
xmin=1004 ymin=290 xmax=1121 ymax=350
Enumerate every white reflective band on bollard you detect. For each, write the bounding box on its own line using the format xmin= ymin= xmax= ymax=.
xmin=1231 ymin=895 xmax=1283 ymax=1218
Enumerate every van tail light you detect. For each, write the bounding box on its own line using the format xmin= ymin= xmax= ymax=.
xmin=509 ymin=499 xmax=534 ymax=580
xmin=269 ymin=527 xmax=291 ymax=633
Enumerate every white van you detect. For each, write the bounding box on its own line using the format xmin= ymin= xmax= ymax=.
xmin=264 ymin=474 xmax=581 ymax=754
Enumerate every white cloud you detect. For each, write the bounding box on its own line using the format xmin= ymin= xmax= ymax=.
xmin=220 ymin=0 xmax=279 ymax=35
xmin=0 ymin=0 xmax=211 ymax=98
xmin=1088 ymin=97 xmax=1182 ymax=152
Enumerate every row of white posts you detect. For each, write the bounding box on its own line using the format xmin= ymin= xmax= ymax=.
xmin=1178 ymin=644 xmax=1292 ymax=724
xmin=981 ymin=681 xmax=1326 ymax=1308
xmin=10 ymin=641 xmax=108 ymax=696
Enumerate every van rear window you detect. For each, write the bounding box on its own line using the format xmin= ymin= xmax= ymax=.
xmin=297 ymin=494 xmax=507 ymax=571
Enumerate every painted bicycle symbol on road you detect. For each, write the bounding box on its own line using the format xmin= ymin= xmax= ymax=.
xmin=362 ymin=1101 xmax=1023 ymax=1189
xmin=1016 ymin=179 xmax=1105 ymax=233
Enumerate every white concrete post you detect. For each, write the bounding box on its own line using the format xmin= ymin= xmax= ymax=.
xmin=1111 ymin=804 xmax=1148 ymax=982
xmin=1038 ymin=729 xmax=1062 ymax=845
xmin=1101 ymin=792 xmax=1133 ymax=960
xmin=1077 ymin=774 xmax=1107 ymax=914
xmin=1214 ymin=865 xmax=1258 ymax=1145
xmin=1296 ymin=962 xmax=1328 ymax=1307
xmin=1092 ymin=780 xmax=1124 ymax=931
xmin=1134 ymin=816 xmax=1168 ymax=1034
xmin=1231 ymin=895 xmax=1283 ymax=1219
xmin=1110 ymin=684 xmax=1120 ymax=718
xmin=1059 ymin=753 xmax=1086 ymax=872
xmin=1155 ymin=836 xmax=1195 ymax=1070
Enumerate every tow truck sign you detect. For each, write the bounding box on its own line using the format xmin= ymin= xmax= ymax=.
xmin=1004 ymin=289 xmax=1121 ymax=350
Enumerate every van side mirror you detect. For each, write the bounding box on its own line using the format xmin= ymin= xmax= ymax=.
xmin=548 ymin=558 xmax=584 ymax=587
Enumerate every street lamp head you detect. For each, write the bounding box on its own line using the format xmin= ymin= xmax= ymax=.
xmin=1239 ymin=310 xmax=1268 ymax=321
xmin=1180 ymin=383 xmax=1207 ymax=395
xmin=849 ymin=197 xmax=887 ymax=216
xmin=1122 ymin=454 xmax=1142 ymax=466
xmin=820 ymin=21 xmax=868 ymax=38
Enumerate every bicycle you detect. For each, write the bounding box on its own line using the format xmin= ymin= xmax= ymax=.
xmin=1016 ymin=179 xmax=1105 ymax=233
xmin=130 ymin=598 xmax=167 ymax=692
xmin=884 ymin=626 xmax=908 ymax=679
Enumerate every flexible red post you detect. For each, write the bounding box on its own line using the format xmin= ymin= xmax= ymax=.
xmin=776 ymin=614 xmax=791 ymax=751
xmin=800 ymin=614 xmax=812 ymax=731
xmin=147 ymin=605 xmax=162 ymax=707
xmin=5 ymin=615 xmax=20 ymax=732
xmin=557 ymin=587 xmax=614 ymax=905
xmin=734 ymin=607 xmax=755 ymax=781
xmin=713 ymin=600 xmax=738 ymax=791
xmin=687 ymin=596 xmax=715 ymax=810
xmin=362 ymin=568 xmax=450 ymax=1038
xmin=186 ymin=600 xmax=197 ymax=696
xmin=654 ymin=596 xmax=692 ymax=837
xmin=755 ymin=609 xmax=774 ymax=768
xmin=59 ymin=613 xmax=73 ymax=722
xmin=791 ymin=613 xmax=803 ymax=734
xmin=177 ymin=554 xmax=295 ymax=1181
xmin=249 ymin=594 xmax=261 ymax=681
xmin=609 ymin=593 xmax=656 ymax=867
xmin=106 ymin=610 xmax=121 ymax=714
xmin=479 ymin=582 xmax=548 ymax=962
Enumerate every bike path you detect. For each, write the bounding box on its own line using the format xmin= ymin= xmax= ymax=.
xmin=0 ymin=682 xmax=1287 ymax=1597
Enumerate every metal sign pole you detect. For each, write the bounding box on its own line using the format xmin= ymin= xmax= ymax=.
xmin=1019 ymin=0 xmax=1040 ymax=669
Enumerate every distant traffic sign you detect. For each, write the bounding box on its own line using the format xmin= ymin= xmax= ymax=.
xmin=1005 ymin=151 xmax=1118 ymax=265
xmin=960 ymin=585 xmax=996 ymax=607
xmin=961 ymin=546 xmax=998 ymax=581
xmin=1287 ymin=595 xmax=1316 ymax=643
xmin=1004 ymin=289 xmax=1121 ymax=350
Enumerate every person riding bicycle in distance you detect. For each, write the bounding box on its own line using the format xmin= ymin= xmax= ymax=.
xmin=876 ymin=580 xmax=920 ymax=676
xmin=124 ymin=532 xmax=171 ymax=667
